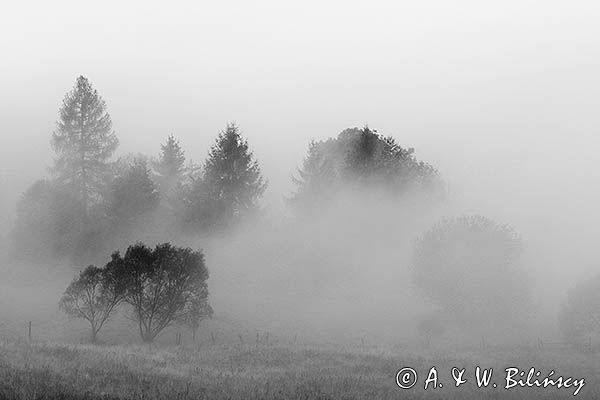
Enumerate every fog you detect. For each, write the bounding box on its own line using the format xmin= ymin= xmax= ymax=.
xmin=2 ymin=0 xmax=600 ymax=346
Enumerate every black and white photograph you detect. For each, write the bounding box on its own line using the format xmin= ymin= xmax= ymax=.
xmin=0 ymin=1 xmax=599 ymax=398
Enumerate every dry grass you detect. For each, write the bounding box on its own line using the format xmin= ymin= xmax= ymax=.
xmin=0 ymin=338 xmax=598 ymax=399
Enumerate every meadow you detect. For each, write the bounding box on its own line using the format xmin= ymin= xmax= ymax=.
xmin=0 ymin=332 xmax=598 ymax=399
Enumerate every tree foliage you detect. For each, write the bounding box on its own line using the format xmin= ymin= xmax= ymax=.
xmin=107 ymin=242 xmax=211 ymax=342
xmin=51 ymin=76 xmax=118 ymax=215
xmin=290 ymin=126 xmax=440 ymax=209
xmin=12 ymin=179 xmax=83 ymax=260
xmin=59 ymin=265 xmax=124 ymax=342
xmin=412 ymin=215 xmax=529 ymax=334
xmin=106 ymin=158 xmax=159 ymax=226
xmin=185 ymin=123 xmax=266 ymax=230
xmin=152 ymin=135 xmax=186 ymax=201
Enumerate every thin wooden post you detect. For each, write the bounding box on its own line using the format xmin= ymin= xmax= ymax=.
xmin=211 ymin=332 xmax=216 ymax=345
xmin=28 ymin=321 xmax=32 ymax=342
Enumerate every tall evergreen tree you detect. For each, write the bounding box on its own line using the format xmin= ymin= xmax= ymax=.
xmin=188 ymin=123 xmax=266 ymax=229
xmin=153 ymin=134 xmax=186 ymax=195
xmin=289 ymin=141 xmax=337 ymax=209
xmin=51 ymin=76 xmax=118 ymax=216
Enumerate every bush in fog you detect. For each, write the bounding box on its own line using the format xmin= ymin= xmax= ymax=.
xmin=558 ymin=275 xmax=600 ymax=340
xmin=108 ymin=242 xmax=211 ymax=342
xmin=289 ymin=126 xmax=441 ymax=211
xmin=59 ymin=264 xmax=125 ymax=342
xmin=412 ymin=215 xmax=529 ymax=337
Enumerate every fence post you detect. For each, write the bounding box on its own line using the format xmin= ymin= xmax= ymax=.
xmin=28 ymin=321 xmax=32 ymax=342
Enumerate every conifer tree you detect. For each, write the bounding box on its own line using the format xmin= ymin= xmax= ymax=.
xmin=153 ymin=134 xmax=186 ymax=196
xmin=189 ymin=123 xmax=266 ymax=229
xmin=51 ymin=76 xmax=118 ymax=216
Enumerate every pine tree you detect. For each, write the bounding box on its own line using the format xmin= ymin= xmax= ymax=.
xmin=191 ymin=123 xmax=266 ymax=228
xmin=153 ymin=134 xmax=186 ymax=196
xmin=289 ymin=140 xmax=337 ymax=208
xmin=51 ymin=76 xmax=118 ymax=216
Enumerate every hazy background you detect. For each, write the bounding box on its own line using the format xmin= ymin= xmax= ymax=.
xmin=1 ymin=0 xmax=600 ymax=326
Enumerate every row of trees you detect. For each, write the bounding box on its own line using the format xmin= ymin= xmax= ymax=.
xmin=60 ymin=242 xmax=212 ymax=343
xmin=12 ymin=76 xmax=267 ymax=262
xmin=11 ymin=76 xmax=442 ymax=263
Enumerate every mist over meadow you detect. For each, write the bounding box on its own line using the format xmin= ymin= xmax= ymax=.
xmin=1 ymin=5 xmax=600 ymax=398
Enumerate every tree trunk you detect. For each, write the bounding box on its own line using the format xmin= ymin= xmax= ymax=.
xmin=90 ymin=327 xmax=98 ymax=343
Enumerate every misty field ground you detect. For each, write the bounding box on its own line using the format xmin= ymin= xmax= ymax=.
xmin=0 ymin=336 xmax=598 ymax=400
xmin=0 ymin=263 xmax=596 ymax=399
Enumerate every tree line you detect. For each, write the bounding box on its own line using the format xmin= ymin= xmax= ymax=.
xmin=10 ymin=75 xmax=442 ymax=264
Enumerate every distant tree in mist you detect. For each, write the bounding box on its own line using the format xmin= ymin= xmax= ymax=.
xmin=106 ymin=158 xmax=159 ymax=227
xmin=288 ymin=141 xmax=337 ymax=210
xmin=558 ymin=275 xmax=600 ymax=340
xmin=51 ymin=76 xmax=118 ymax=216
xmin=289 ymin=126 xmax=440 ymax=210
xmin=152 ymin=135 xmax=186 ymax=202
xmin=59 ymin=265 xmax=124 ymax=343
xmin=412 ymin=215 xmax=529 ymax=336
xmin=109 ymin=242 xmax=211 ymax=342
xmin=185 ymin=123 xmax=266 ymax=230
xmin=12 ymin=179 xmax=83 ymax=260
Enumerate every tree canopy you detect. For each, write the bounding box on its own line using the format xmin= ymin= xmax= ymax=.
xmin=289 ymin=126 xmax=441 ymax=210
xmin=412 ymin=215 xmax=529 ymax=336
xmin=107 ymin=242 xmax=211 ymax=342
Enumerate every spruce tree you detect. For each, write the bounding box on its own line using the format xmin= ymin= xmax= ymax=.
xmin=51 ymin=76 xmax=118 ymax=216
xmin=194 ymin=123 xmax=266 ymax=228
xmin=153 ymin=134 xmax=186 ymax=195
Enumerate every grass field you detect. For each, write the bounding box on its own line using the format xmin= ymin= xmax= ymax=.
xmin=0 ymin=336 xmax=597 ymax=399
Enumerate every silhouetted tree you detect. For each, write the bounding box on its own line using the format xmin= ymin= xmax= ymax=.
xmin=186 ymin=123 xmax=266 ymax=230
xmin=412 ymin=215 xmax=529 ymax=336
xmin=109 ymin=242 xmax=210 ymax=342
xmin=51 ymin=76 xmax=118 ymax=217
xmin=59 ymin=265 xmax=124 ymax=343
